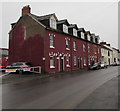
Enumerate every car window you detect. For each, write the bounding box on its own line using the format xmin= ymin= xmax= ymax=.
xmin=16 ymin=63 xmax=24 ymax=66
xmin=26 ymin=63 xmax=32 ymax=67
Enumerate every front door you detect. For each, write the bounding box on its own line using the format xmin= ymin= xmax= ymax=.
xmin=60 ymin=56 xmax=64 ymax=71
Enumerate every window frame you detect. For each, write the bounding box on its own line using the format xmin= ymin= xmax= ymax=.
xmin=50 ymin=35 xmax=55 ymax=48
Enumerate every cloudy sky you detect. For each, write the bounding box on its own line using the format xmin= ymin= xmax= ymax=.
xmin=0 ymin=0 xmax=118 ymax=49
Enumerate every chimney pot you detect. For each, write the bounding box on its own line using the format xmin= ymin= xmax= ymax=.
xmin=22 ymin=5 xmax=31 ymax=16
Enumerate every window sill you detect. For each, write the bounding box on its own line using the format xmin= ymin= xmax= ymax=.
xmin=73 ymin=49 xmax=77 ymax=51
xmin=66 ymin=48 xmax=70 ymax=50
xmin=50 ymin=46 xmax=55 ymax=49
xmin=50 ymin=66 xmax=55 ymax=69
xmin=66 ymin=65 xmax=70 ymax=67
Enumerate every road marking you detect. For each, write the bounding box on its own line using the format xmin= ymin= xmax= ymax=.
xmin=0 ymin=73 xmax=10 ymax=78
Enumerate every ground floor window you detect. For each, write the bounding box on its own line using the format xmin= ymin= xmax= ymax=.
xmin=84 ymin=57 xmax=86 ymax=66
xmin=74 ymin=56 xmax=77 ymax=66
xmin=50 ymin=57 xmax=55 ymax=68
xmin=66 ymin=55 xmax=70 ymax=67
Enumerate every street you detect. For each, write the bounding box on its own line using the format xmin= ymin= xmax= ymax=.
xmin=2 ymin=66 xmax=119 ymax=109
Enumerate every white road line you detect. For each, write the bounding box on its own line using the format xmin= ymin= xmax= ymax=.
xmin=0 ymin=73 xmax=10 ymax=78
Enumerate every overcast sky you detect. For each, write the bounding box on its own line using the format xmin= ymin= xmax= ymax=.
xmin=1 ymin=1 xmax=118 ymax=49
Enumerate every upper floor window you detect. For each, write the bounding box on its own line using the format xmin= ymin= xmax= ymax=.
xmin=66 ymin=39 xmax=70 ymax=50
xmin=83 ymin=44 xmax=86 ymax=52
xmin=63 ymin=24 xmax=68 ymax=33
xmin=81 ymin=32 xmax=84 ymax=39
xmin=88 ymin=44 xmax=90 ymax=53
xmin=24 ymin=26 xmax=26 ymax=40
xmin=73 ymin=28 xmax=77 ymax=37
xmin=50 ymin=35 xmax=54 ymax=48
xmin=50 ymin=16 xmax=56 ymax=29
xmin=73 ymin=41 xmax=77 ymax=51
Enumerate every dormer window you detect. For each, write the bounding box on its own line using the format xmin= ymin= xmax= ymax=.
xmin=73 ymin=28 xmax=77 ymax=36
xmin=50 ymin=16 xmax=56 ymax=29
xmin=63 ymin=24 xmax=68 ymax=33
xmin=87 ymin=34 xmax=91 ymax=41
xmin=81 ymin=32 xmax=84 ymax=39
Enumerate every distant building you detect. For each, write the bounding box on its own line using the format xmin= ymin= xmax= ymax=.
xmin=9 ymin=5 xmax=101 ymax=73
xmin=100 ymin=42 xmax=113 ymax=65
xmin=0 ymin=48 xmax=8 ymax=57
xmin=0 ymin=48 xmax=9 ymax=67
xmin=112 ymin=48 xmax=119 ymax=65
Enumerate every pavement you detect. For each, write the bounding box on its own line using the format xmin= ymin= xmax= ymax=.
xmin=76 ymin=76 xmax=119 ymax=109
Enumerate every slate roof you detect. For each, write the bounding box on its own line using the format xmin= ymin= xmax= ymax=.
xmin=57 ymin=19 xmax=70 ymax=26
xmin=68 ymin=24 xmax=78 ymax=29
xmin=30 ymin=13 xmax=58 ymax=21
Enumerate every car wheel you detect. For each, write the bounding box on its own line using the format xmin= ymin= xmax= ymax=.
xmin=19 ymin=70 xmax=23 ymax=74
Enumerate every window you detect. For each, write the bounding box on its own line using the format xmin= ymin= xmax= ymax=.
xmin=73 ymin=29 xmax=77 ymax=36
xmin=84 ymin=57 xmax=86 ymax=66
xmin=50 ymin=17 xmax=56 ymax=29
xmin=73 ymin=41 xmax=77 ymax=51
xmin=88 ymin=57 xmax=90 ymax=65
xmin=63 ymin=24 xmax=68 ymax=33
xmin=50 ymin=35 xmax=54 ymax=48
xmin=66 ymin=39 xmax=69 ymax=50
xmin=24 ymin=26 xmax=26 ymax=40
xmin=74 ymin=56 xmax=77 ymax=66
xmin=66 ymin=55 xmax=70 ymax=67
xmin=81 ymin=32 xmax=84 ymax=39
xmin=87 ymin=35 xmax=90 ymax=41
xmin=83 ymin=44 xmax=86 ymax=52
xmin=50 ymin=57 xmax=55 ymax=68
xmin=88 ymin=44 xmax=90 ymax=53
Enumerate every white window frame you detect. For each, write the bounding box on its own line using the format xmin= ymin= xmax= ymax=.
xmin=66 ymin=39 xmax=70 ymax=50
xmin=83 ymin=44 xmax=86 ymax=52
xmin=50 ymin=56 xmax=55 ymax=68
xmin=73 ymin=28 xmax=77 ymax=37
xmin=74 ymin=56 xmax=77 ymax=66
xmin=84 ymin=57 xmax=86 ymax=66
xmin=73 ymin=41 xmax=77 ymax=51
xmin=50 ymin=16 xmax=56 ymax=29
xmin=50 ymin=35 xmax=55 ymax=48
xmin=88 ymin=44 xmax=90 ymax=53
xmin=87 ymin=34 xmax=91 ymax=41
xmin=81 ymin=32 xmax=84 ymax=39
xmin=24 ymin=26 xmax=26 ymax=40
xmin=63 ymin=24 xmax=68 ymax=33
xmin=66 ymin=55 xmax=70 ymax=67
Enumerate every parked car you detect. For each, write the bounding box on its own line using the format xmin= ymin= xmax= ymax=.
xmin=89 ymin=62 xmax=100 ymax=70
xmin=100 ymin=62 xmax=107 ymax=69
xmin=6 ymin=62 xmax=33 ymax=74
xmin=89 ymin=62 xmax=107 ymax=70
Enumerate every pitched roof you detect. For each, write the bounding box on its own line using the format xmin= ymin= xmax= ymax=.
xmin=30 ymin=13 xmax=58 ymax=21
xmin=68 ymin=24 xmax=78 ymax=29
xmin=78 ymin=28 xmax=85 ymax=32
xmin=57 ymin=19 xmax=70 ymax=26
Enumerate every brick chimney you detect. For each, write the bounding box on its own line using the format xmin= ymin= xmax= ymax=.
xmin=22 ymin=5 xmax=31 ymax=16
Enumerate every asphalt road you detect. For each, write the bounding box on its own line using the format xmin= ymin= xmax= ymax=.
xmin=2 ymin=66 xmax=119 ymax=109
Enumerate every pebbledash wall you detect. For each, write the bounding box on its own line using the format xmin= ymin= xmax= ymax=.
xmin=9 ymin=5 xmax=101 ymax=73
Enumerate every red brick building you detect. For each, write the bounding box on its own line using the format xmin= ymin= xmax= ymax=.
xmin=9 ymin=5 xmax=101 ymax=73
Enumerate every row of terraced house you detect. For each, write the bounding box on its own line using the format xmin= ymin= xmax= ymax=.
xmin=8 ymin=5 xmax=118 ymax=73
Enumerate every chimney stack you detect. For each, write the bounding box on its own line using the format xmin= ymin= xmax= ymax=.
xmin=22 ymin=5 xmax=31 ymax=16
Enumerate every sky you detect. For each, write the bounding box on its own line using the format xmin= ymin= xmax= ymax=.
xmin=0 ymin=0 xmax=119 ymax=49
